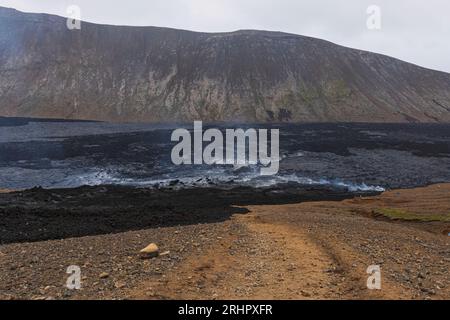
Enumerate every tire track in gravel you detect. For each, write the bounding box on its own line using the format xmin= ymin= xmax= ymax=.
xmin=130 ymin=210 xmax=407 ymax=300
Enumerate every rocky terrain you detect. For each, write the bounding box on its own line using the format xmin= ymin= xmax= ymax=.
xmin=0 ymin=184 xmax=448 ymax=300
xmin=1 ymin=7 xmax=450 ymax=123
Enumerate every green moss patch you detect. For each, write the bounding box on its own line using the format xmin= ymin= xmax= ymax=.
xmin=376 ymin=208 xmax=450 ymax=222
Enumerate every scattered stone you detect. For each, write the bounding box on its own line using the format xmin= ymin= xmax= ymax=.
xmin=140 ymin=243 xmax=159 ymax=259
xmin=114 ymin=281 xmax=126 ymax=289
xmin=421 ymin=288 xmax=436 ymax=295
xmin=301 ymin=290 xmax=311 ymax=297
xmin=33 ymin=296 xmax=46 ymax=301
xmin=99 ymin=272 xmax=110 ymax=279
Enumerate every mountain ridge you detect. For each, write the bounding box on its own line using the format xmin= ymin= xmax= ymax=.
xmin=1 ymin=6 xmax=445 ymax=72
xmin=1 ymin=6 xmax=450 ymax=123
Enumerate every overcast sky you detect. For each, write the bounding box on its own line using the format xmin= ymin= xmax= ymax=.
xmin=1 ymin=0 xmax=449 ymax=73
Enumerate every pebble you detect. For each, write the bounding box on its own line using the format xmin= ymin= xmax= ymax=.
xmin=140 ymin=243 xmax=159 ymax=259
xmin=114 ymin=281 xmax=126 ymax=289
xmin=300 ymin=290 xmax=311 ymax=297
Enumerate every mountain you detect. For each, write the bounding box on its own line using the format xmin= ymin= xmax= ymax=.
xmin=1 ymin=7 xmax=450 ymax=123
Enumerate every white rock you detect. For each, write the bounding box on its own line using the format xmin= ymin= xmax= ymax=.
xmin=140 ymin=243 xmax=159 ymax=259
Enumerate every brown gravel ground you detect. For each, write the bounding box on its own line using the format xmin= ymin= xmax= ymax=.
xmin=0 ymin=184 xmax=448 ymax=300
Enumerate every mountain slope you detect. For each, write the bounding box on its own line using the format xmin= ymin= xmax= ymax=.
xmin=1 ymin=7 xmax=450 ymax=123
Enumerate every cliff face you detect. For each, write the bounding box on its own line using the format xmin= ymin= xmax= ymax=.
xmin=1 ymin=7 xmax=450 ymax=123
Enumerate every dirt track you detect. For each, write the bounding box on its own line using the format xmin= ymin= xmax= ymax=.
xmin=130 ymin=185 xmax=450 ymax=300
xmin=0 ymin=185 xmax=449 ymax=300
